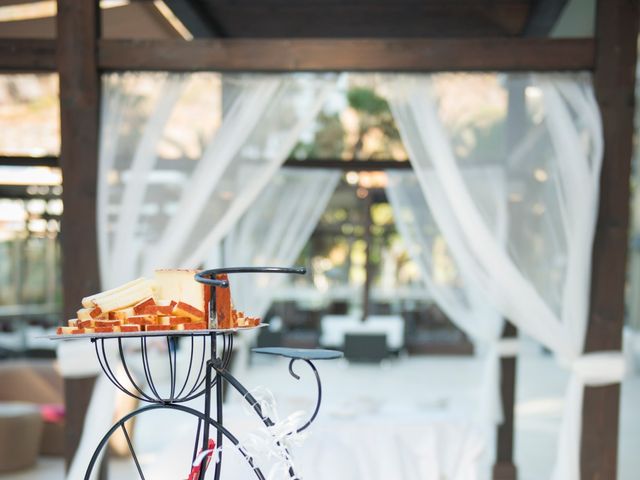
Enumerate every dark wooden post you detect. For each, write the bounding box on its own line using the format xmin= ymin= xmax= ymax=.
xmin=581 ymin=0 xmax=638 ymax=478
xmin=493 ymin=74 xmax=525 ymax=480
xmin=56 ymin=0 xmax=102 ymax=473
xmin=362 ymin=191 xmax=374 ymax=322
xmin=493 ymin=322 xmax=518 ymax=480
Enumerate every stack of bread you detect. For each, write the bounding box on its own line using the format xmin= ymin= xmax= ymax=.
xmin=56 ymin=269 xmax=260 ymax=335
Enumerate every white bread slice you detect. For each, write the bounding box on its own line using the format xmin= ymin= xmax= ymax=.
xmin=172 ymin=302 xmax=204 ymax=322
xmin=93 ymin=279 xmax=155 ymax=313
xmin=77 ymin=308 xmax=92 ymax=321
xmin=81 ymin=278 xmax=148 ymax=308
xmin=126 ymin=314 xmax=158 ymax=326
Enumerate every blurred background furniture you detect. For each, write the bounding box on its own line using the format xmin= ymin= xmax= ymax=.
xmin=0 ymin=360 xmax=65 ymax=457
xmin=344 ymin=333 xmax=388 ymax=363
xmin=0 ymin=402 xmax=43 ymax=472
xmin=401 ymin=308 xmax=474 ymax=356
xmin=320 ymin=314 xmax=405 ymax=353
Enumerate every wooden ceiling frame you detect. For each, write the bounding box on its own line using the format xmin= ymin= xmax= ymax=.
xmin=0 ymin=36 xmax=595 ymax=73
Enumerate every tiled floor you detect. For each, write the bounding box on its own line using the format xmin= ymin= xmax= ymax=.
xmin=1 ymin=346 xmax=638 ymax=480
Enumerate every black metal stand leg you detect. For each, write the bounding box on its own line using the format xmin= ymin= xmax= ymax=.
xmin=212 ymin=363 xmax=296 ymax=478
xmin=213 ymin=369 xmax=223 ymax=480
xmin=192 ymin=417 xmax=203 ymax=466
xmin=198 ymin=333 xmax=216 ymax=480
xmin=213 ymin=357 xmax=323 ymax=435
xmin=121 ymin=423 xmax=146 ymax=480
xmin=288 ymin=359 xmax=322 ymax=434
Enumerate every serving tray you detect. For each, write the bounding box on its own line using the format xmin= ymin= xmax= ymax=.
xmin=45 ymin=323 xmax=268 ymax=340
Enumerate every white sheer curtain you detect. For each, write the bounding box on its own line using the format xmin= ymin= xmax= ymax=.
xmin=98 ymin=72 xmax=335 ymax=288
xmin=213 ymin=167 xmax=340 ymax=377
xmin=386 ymin=169 xmax=505 ymax=345
xmin=218 ymin=167 xmax=340 ymax=319
xmin=64 ymin=73 xmax=335 ymax=480
xmin=386 ymin=168 xmax=506 ymax=436
xmin=385 ymin=73 xmax=622 ymax=480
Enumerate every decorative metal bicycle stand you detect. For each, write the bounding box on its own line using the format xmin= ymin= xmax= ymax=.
xmin=81 ymin=267 xmax=343 ymax=480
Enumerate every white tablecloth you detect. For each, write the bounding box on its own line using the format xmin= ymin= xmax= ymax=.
xmin=132 ymin=357 xmax=487 ymax=480
xmin=141 ymin=404 xmax=485 ymax=480
xmin=320 ymin=314 xmax=405 ymax=350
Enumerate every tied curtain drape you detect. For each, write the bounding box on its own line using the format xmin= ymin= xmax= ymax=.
xmin=63 ymin=72 xmax=335 ymax=480
xmin=384 ymin=73 xmax=621 ymax=480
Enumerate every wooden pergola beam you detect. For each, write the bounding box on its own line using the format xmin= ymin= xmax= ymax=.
xmin=0 ymin=39 xmax=56 ymax=71
xmin=581 ymin=0 xmax=639 ymax=478
xmin=98 ymin=37 xmax=595 ymax=72
xmin=283 ymin=159 xmax=413 ymax=170
xmin=0 ymin=156 xmax=415 ymax=171
xmin=1 ymin=37 xmax=595 ymax=73
xmin=0 ymin=155 xmax=58 ymax=167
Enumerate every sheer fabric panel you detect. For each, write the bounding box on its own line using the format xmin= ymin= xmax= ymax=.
xmin=386 ymin=169 xmax=506 ymax=469
xmin=385 ymin=73 xmax=608 ymax=480
xmin=98 ymin=73 xmax=334 ymax=287
xmin=220 ymin=167 xmax=341 ymax=319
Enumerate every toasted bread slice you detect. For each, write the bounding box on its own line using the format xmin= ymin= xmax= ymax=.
xmin=126 ymin=315 xmax=158 ymax=326
xmin=71 ymin=328 xmax=95 ymax=334
xmin=174 ymin=322 xmax=207 ymax=331
xmin=95 ymin=319 xmax=121 ymax=328
xmin=110 ymin=307 xmax=135 ymax=321
xmin=248 ymin=317 xmax=261 ymax=327
xmin=133 ymin=297 xmax=156 ymax=314
xmin=94 ymin=326 xmax=114 ymax=333
xmin=160 ymin=316 xmax=191 ymax=326
xmin=119 ymin=324 xmax=141 ymax=332
xmin=172 ymin=302 xmax=204 ymax=322
xmin=145 ymin=324 xmax=172 ymax=332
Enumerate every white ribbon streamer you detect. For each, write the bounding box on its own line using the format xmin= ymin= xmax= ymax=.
xmin=497 ymin=338 xmax=520 ymax=358
xmin=551 ymin=352 xmax=626 ymax=480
